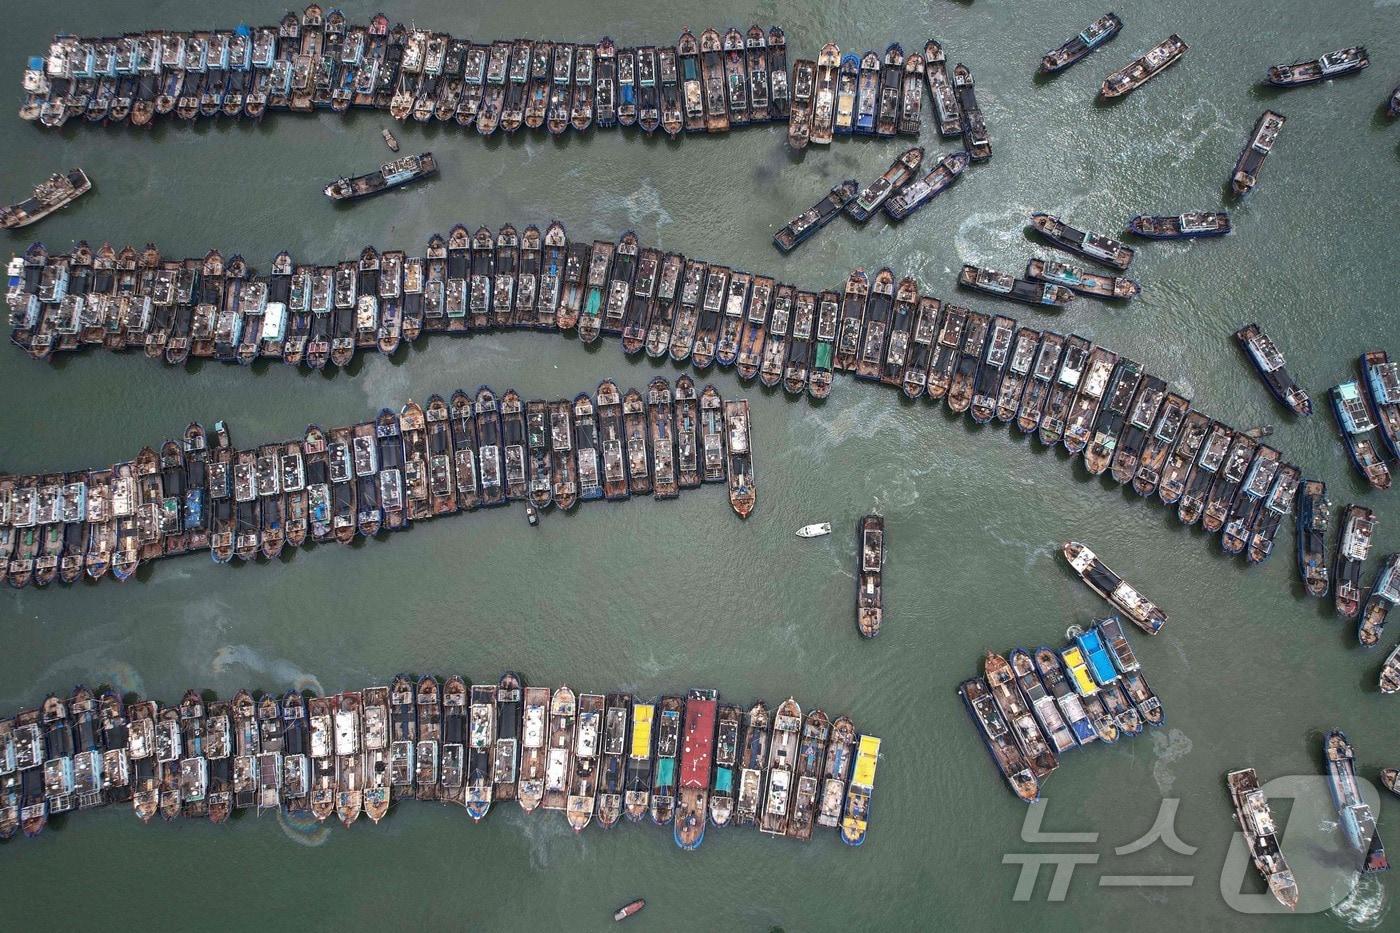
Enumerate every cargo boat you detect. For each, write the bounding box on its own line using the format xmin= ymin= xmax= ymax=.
xmin=1040 ymin=13 xmax=1123 ymax=73
xmin=1331 ymin=382 xmax=1392 ymax=490
xmin=1226 ymin=768 xmax=1300 ymax=910
xmin=622 ymin=699 xmax=653 ymax=822
xmin=1100 ymin=34 xmax=1187 ymax=98
xmin=1231 ymin=111 xmax=1285 ymax=197
xmin=772 ymin=180 xmax=857 ymax=253
xmin=674 ymin=689 xmax=716 ymax=849
xmin=323 ymin=152 xmax=436 ymax=201
xmin=1026 ymin=258 xmax=1139 ymax=300
xmin=959 ymin=678 xmax=1038 ymax=803
xmin=1062 ymin=541 xmax=1167 ymax=635
xmin=960 ymin=264 xmax=1074 ymax=308
xmin=1323 ymin=731 xmax=1389 ymax=873
xmin=839 ymin=734 xmax=880 ymax=845
xmin=1234 ymin=323 xmax=1311 ymax=415
xmin=1268 ymin=47 xmax=1368 ymax=87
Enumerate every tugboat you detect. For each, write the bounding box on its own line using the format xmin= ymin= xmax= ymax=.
xmin=846 ymin=147 xmax=924 ymax=222
xmin=1268 ymin=47 xmax=1368 ymax=87
xmin=1234 ymin=323 xmax=1311 ymax=415
xmin=708 ymin=702 xmax=742 ymax=828
xmin=1128 ymin=212 xmax=1231 ymax=239
xmin=1041 ymin=13 xmax=1123 ymax=73
xmin=674 ymin=689 xmax=716 ymax=849
xmin=959 ymin=678 xmax=1038 ymax=803
xmin=623 ymin=698 xmax=653 ymax=822
xmin=960 ymin=264 xmax=1074 ymax=308
xmin=597 ymin=692 xmax=630 ymax=829
xmin=1 ymin=168 xmax=91 ymax=229
xmin=1029 ymin=212 xmax=1135 ymax=270
xmin=1334 ymin=504 xmax=1375 ymax=620
xmin=323 ymin=152 xmax=436 ymax=201
xmin=649 ymin=695 xmax=683 ymax=826
xmin=1231 ymin=111 xmax=1285 ymax=197
xmin=817 ymin=715 xmax=856 ymax=829
xmin=1358 ymin=553 xmax=1400 ymax=648
xmin=1226 ymin=768 xmax=1300 ymax=910
xmin=1062 ymin=541 xmax=1168 ymax=635
xmin=1323 ymin=731 xmax=1389 ymax=873
xmin=773 ymin=180 xmax=858 ymax=253
xmin=1331 ymin=381 xmax=1392 ymax=490
xmin=723 ymin=399 xmax=756 ymax=517
xmin=758 ymin=697 xmax=802 ymax=837
xmin=883 ymin=151 xmax=969 ymax=221
xmin=1100 ymin=34 xmax=1188 ymax=98
xmin=1356 ymin=352 xmax=1400 ymax=463
xmin=839 ymin=734 xmax=881 ymax=846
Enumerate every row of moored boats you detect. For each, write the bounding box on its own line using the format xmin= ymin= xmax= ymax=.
xmin=20 ymin=10 xmax=801 ymax=138
xmin=960 ymin=615 xmax=1163 ymax=802
xmin=0 ymin=680 xmax=882 ymax=850
xmin=0 ymin=379 xmax=756 ymax=588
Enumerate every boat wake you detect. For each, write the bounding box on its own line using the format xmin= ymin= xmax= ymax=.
xmin=1328 ymin=873 xmax=1389 ymax=930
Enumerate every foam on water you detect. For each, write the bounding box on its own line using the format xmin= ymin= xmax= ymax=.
xmin=210 ymin=644 xmax=325 ymax=696
xmin=1149 ymin=728 xmax=1192 ymax=796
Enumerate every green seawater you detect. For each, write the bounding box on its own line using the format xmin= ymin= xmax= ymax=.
xmin=3 ymin=1 xmax=1399 ymax=930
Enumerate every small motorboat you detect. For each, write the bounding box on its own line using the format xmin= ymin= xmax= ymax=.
xmin=526 ymin=504 xmax=539 ymax=526
xmin=381 ymin=128 xmax=399 ymax=151
xmin=796 ymin=523 xmax=832 ymax=538
xmin=613 ymin=899 xmax=646 ymax=922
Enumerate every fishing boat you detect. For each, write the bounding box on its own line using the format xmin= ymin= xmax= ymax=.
xmin=816 ymin=715 xmax=856 ymax=829
xmin=1026 ymin=258 xmax=1139 ymax=300
xmin=733 ymin=700 xmax=768 ymax=827
xmin=1226 ymin=768 xmax=1300 ymax=910
xmin=1082 ymin=360 xmax=1143 ymax=473
xmin=993 ymin=327 xmax=1039 ymax=422
xmin=959 ymin=678 xmax=1038 ymax=803
xmin=647 ymin=379 xmax=678 ymax=500
xmin=464 ymin=680 xmax=494 ymax=820
xmin=525 ymin=399 xmax=553 ymax=511
xmin=786 ymin=708 xmax=829 ymax=842
xmin=838 ymin=734 xmax=880 ymax=845
xmin=1 ymin=168 xmax=91 ymax=229
xmin=809 ymin=291 xmax=839 ymax=399
xmin=1381 ymin=647 xmax=1400 ymax=695
xmin=490 ymin=672 xmax=522 ymax=804
xmin=1335 ymin=504 xmax=1375 ymax=619
xmin=923 ymin=41 xmax=960 ymax=136
xmin=361 ymin=686 xmax=391 ymax=822
xmin=649 ymin=695 xmax=682 ymax=826
xmin=1041 ymin=13 xmax=1123 ymax=73
xmin=855 ymin=513 xmax=886 ymax=637
xmin=323 ymin=152 xmax=436 ymax=201
xmin=959 ymin=264 xmax=1074 ymax=308
xmin=985 ymin=653 xmax=1058 ymax=779
xmin=675 ymin=689 xmax=716 ymax=849
xmin=381 ymin=127 xmax=398 ymax=150
xmin=1062 ymin=541 xmax=1167 ymax=635
xmin=1233 ymin=323 xmax=1311 ymax=415
xmin=540 ymin=686 xmax=575 ymax=813
xmin=1221 ymin=446 xmax=1282 ymax=554
xmin=951 ymin=65 xmax=990 ymax=160
xmin=898 ymin=52 xmax=924 ymax=135
xmin=1268 ymin=47 xmax=1368 ymax=87
xmin=708 ymin=702 xmax=741 ymax=828
xmin=1358 ymin=553 xmax=1400 ymax=648
xmin=1331 ymin=382 xmax=1392 ymax=490
xmin=1246 ymin=465 xmax=1301 ymax=565
xmin=1100 ymin=34 xmax=1188 ymax=98
xmin=1032 ymin=648 xmax=1096 ymax=746
xmin=1036 ymin=334 xmax=1091 ymax=445
xmin=758 ymin=697 xmax=801 ymax=836
xmin=883 ymin=151 xmax=969 ymax=221
xmin=1009 ymin=649 xmax=1076 ymax=754
xmin=596 ymin=692 xmax=630 ymax=829
xmin=1231 ymin=111 xmax=1285 ymax=196
xmin=1110 ymin=377 xmax=1168 ymax=485
xmin=724 ymin=399 xmax=755 ymax=517
xmin=773 ymin=180 xmax=857 ymax=253
xmin=833 ymin=269 xmax=870 ymax=375
xmin=1323 ymin=731 xmax=1389 ymax=873
xmin=516 ymin=685 xmax=549 ymax=812
xmin=1128 ymin=212 xmax=1231 ymax=239
xmin=880 ymin=278 xmax=919 ymax=388
xmin=566 ymin=693 xmax=604 ymax=832
xmin=834 ymin=52 xmax=859 ymax=135
xmin=333 ymin=691 xmax=363 ymax=826
xmin=1362 ymin=350 xmax=1400 ymax=459
xmin=846 ymin=147 xmax=924 ymax=222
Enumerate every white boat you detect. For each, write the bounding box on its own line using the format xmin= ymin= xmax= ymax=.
xmin=795 ymin=523 xmax=831 ymax=538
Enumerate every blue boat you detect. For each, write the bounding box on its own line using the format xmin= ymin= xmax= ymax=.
xmin=1094 ymin=616 xmax=1140 ymax=673
xmin=1361 ymin=350 xmax=1400 ymax=460
xmin=1032 ymin=647 xmax=1096 ymax=746
xmin=1074 ymin=628 xmax=1119 ymax=686
xmin=854 ymin=52 xmax=879 ymax=133
xmin=1330 ymin=382 xmax=1392 ymax=491
xmin=1323 ymin=730 xmax=1390 ymax=873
